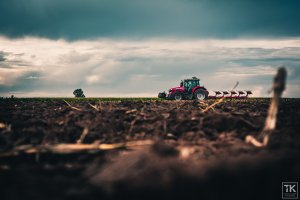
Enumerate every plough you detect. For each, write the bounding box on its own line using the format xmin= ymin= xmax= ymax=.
xmin=208 ymin=90 xmax=252 ymax=99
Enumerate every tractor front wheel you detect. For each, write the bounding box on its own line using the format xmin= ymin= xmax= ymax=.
xmin=173 ymin=92 xmax=183 ymax=101
xmin=194 ymin=89 xmax=207 ymax=100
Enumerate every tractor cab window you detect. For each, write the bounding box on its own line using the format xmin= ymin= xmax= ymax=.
xmin=184 ymin=80 xmax=200 ymax=92
xmin=191 ymin=80 xmax=199 ymax=88
xmin=183 ymin=81 xmax=189 ymax=90
xmin=184 ymin=80 xmax=193 ymax=92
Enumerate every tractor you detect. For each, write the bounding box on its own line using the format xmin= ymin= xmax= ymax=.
xmin=158 ymin=77 xmax=208 ymax=100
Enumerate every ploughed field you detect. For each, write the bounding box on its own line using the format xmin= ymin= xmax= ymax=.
xmin=0 ymin=98 xmax=299 ymax=200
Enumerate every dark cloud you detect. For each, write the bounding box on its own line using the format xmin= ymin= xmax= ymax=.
xmin=0 ymin=51 xmax=31 ymax=68
xmin=0 ymin=0 xmax=300 ymax=40
xmin=0 ymin=71 xmax=43 ymax=91
xmin=0 ymin=51 xmax=7 ymax=62
xmin=233 ymin=58 xmax=300 ymax=66
xmin=230 ymin=55 xmax=300 ymax=92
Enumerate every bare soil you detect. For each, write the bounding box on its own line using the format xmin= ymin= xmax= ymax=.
xmin=0 ymin=98 xmax=299 ymax=200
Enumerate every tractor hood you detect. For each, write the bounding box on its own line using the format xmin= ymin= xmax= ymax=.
xmin=169 ymin=86 xmax=185 ymax=92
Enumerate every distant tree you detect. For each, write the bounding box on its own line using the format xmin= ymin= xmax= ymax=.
xmin=73 ymin=88 xmax=85 ymax=98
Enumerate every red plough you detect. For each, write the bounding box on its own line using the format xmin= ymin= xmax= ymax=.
xmin=208 ymin=90 xmax=252 ymax=99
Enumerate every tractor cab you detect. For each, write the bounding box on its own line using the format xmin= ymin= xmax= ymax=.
xmin=182 ymin=77 xmax=200 ymax=93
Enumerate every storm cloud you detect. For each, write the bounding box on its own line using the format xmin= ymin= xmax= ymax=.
xmin=0 ymin=0 xmax=300 ymax=40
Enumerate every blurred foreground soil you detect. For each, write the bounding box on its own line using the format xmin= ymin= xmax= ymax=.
xmin=0 ymin=98 xmax=299 ymax=200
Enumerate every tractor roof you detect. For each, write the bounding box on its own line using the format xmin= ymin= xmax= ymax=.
xmin=184 ymin=77 xmax=200 ymax=81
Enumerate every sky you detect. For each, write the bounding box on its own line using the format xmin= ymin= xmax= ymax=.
xmin=0 ymin=0 xmax=300 ymax=97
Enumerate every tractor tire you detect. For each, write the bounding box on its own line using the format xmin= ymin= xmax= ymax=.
xmin=173 ymin=92 xmax=183 ymax=101
xmin=194 ymin=89 xmax=208 ymax=100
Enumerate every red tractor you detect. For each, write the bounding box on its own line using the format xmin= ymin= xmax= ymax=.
xmin=158 ymin=77 xmax=208 ymax=100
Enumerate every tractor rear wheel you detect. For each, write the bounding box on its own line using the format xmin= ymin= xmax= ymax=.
xmin=194 ymin=89 xmax=207 ymax=100
xmin=173 ymin=92 xmax=183 ymax=101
